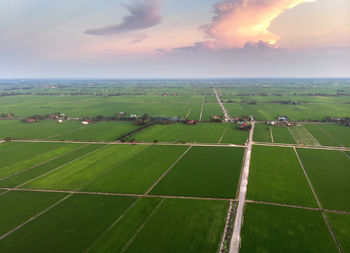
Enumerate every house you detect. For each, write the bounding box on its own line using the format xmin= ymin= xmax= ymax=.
xmin=57 ymin=119 xmax=63 ymax=123
xmin=25 ymin=118 xmax=36 ymax=123
xmin=130 ymin=114 xmax=137 ymax=119
xmin=186 ymin=120 xmax=196 ymax=125
xmin=81 ymin=121 xmax=89 ymax=125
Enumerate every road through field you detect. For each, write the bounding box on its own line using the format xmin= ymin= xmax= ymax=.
xmin=230 ymin=121 xmax=255 ymax=253
xmin=213 ymin=88 xmax=230 ymax=122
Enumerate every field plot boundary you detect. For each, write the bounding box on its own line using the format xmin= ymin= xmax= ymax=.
xmin=10 ymin=139 xmax=245 ymax=148
xmin=0 ymin=193 xmax=72 ymax=240
xmin=121 ymin=198 xmax=165 ymax=253
xmin=294 ymin=148 xmax=343 ymax=253
xmin=218 ymin=125 xmax=228 ymax=144
xmin=15 ymin=145 xmax=107 ymax=188
xmin=253 ymin=142 xmax=350 ymax=152
xmin=145 ymin=146 xmax=192 ymax=194
xmin=199 ymin=96 xmax=204 ymax=121
xmin=0 ymin=144 xmax=88 ymax=183
xmin=0 ymin=187 xmax=234 ymax=201
xmin=270 ymin=127 xmax=274 ymax=143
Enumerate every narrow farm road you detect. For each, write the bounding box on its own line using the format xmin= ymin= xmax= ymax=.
xmin=230 ymin=121 xmax=255 ymax=253
xmin=213 ymin=87 xmax=230 ymax=122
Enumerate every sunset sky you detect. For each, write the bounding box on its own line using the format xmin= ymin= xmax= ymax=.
xmin=1 ymin=0 xmax=349 ymax=78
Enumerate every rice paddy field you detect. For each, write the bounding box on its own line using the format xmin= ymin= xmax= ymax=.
xmin=127 ymin=122 xmax=248 ymax=145
xmin=1 ymin=79 xmax=350 ymax=252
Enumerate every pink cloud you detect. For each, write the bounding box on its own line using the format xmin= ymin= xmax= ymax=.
xmin=201 ymin=0 xmax=316 ymax=48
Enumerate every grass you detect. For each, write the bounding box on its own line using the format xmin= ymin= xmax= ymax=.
xmin=0 ymin=194 xmax=136 ymax=253
xmin=240 ymin=203 xmax=339 ymax=253
xmin=253 ymin=124 xmax=272 ymax=142
xmin=318 ymin=124 xmax=350 ymax=147
xmin=0 ymin=191 xmax=67 ymax=236
xmin=123 ymin=198 xmax=228 ymax=253
xmin=297 ymin=149 xmax=350 ymax=212
xmin=0 ymin=144 xmax=100 ymax=187
xmin=303 ymin=124 xmax=340 ymax=147
xmin=0 ymin=142 xmax=82 ymax=179
xmin=84 ymin=145 xmax=188 ymax=194
xmin=271 ymin=126 xmax=296 ymax=144
xmin=326 ymin=212 xmax=350 ymax=253
xmin=289 ymin=124 xmax=320 ymax=146
xmin=150 ymin=146 xmax=244 ymax=199
xmin=247 ymin=146 xmax=318 ymax=207
xmin=23 ymin=145 xmax=145 ymax=191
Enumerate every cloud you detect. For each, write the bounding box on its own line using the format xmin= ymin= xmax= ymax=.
xmin=201 ymin=0 xmax=316 ymax=48
xmin=85 ymin=0 xmax=161 ymax=36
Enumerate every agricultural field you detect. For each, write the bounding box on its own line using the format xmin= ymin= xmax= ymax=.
xmin=253 ymin=123 xmax=272 ymax=142
xmin=303 ymin=124 xmax=341 ymax=147
xmin=271 ymin=126 xmax=296 ymax=144
xmin=1 ymin=79 xmax=350 ymax=252
xmin=317 ymin=124 xmax=350 ymax=147
xmin=240 ymin=203 xmax=339 ymax=252
xmin=326 ymin=213 xmax=350 ymax=253
xmin=150 ymin=146 xmax=244 ymax=199
xmin=127 ymin=122 xmax=248 ymax=145
xmin=296 ymin=149 xmax=350 ymax=212
xmin=289 ymin=124 xmax=320 ymax=146
xmin=0 ymin=120 xmax=139 ymax=141
xmin=247 ymin=146 xmax=317 ymax=207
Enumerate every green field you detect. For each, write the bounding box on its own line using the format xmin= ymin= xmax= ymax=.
xmin=289 ymin=124 xmax=320 ymax=146
xmin=271 ymin=126 xmax=296 ymax=144
xmin=327 ymin=213 xmax=350 ymax=253
xmin=240 ymin=203 xmax=339 ymax=252
xmin=0 ymin=191 xmax=66 ymax=236
xmin=0 ymin=120 xmax=139 ymax=141
xmin=84 ymin=145 xmax=187 ymax=194
xmin=317 ymin=124 xmax=350 ymax=147
xmin=247 ymin=146 xmax=317 ymax=207
xmin=304 ymin=124 xmax=340 ymax=147
xmin=89 ymin=198 xmax=228 ymax=253
xmin=0 ymin=194 xmax=136 ymax=253
xmin=150 ymin=146 xmax=244 ymax=198
xmin=0 ymin=142 xmax=83 ymax=179
xmin=128 ymin=122 xmax=247 ymax=144
xmin=253 ymin=124 xmax=272 ymax=142
xmin=297 ymin=149 xmax=350 ymax=212
xmin=0 ymin=144 xmax=101 ymax=188
xmin=22 ymin=144 xmax=143 ymax=190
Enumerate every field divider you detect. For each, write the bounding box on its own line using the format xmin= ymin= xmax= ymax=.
xmin=253 ymin=142 xmax=350 ymax=152
xmin=269 ymin=127 xmax=274 ymax=143
xmin=218 ymin=125 xmax=229 ymax=144
xmin=294 ymin=147 xmax=343 ymax=253
xmin=14 ymin=144 xmax=108 ymax=188
xmin=219 ymin=200 xmax=237 ymax=253
xmin=0 ymin=144 xmax=89 ymax=182
xmin=199 ymin=96 xmax=204 ymax=121
xmin=0 ymin=187 xmax=234 ymax=201
xmin=10 ymin=139 xmax=246 ymax=148
xmin=144 ymin=145 xmax=193 ymax=195
xmin=121 ymin=198 xmax=165 ymax=253
xmin=0 ymin=193 xmax=72 ymax=240
xmin=84 ymin=198 xmax=142 ymax=253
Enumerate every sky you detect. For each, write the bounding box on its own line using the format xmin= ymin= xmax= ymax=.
xmin=0 ymin=0 xmax=349 ymax=78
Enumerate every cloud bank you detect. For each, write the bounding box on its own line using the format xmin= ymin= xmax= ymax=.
xmin=85 ymin=0 xmax=161 ymax=36
xmin=201 ymin=0 xmax=316 ymax=48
